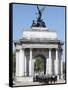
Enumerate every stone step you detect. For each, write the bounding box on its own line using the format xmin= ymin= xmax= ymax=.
xmin=15 ymin=76 xmax=33 ymax=82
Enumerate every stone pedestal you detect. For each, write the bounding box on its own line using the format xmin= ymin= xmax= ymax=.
xmin=16 ymin=77 xmax=33 ymax=82
xmin=16 ymin=49 xmax=25 ymax=77
xmin=19 ymin=49 xmax=25 ymax=76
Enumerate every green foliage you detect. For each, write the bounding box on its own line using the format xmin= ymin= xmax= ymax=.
xmin=13 ymin=52 xmax=16 ymax=76
xmin=13 ymin=53 xmax=16 ymax=61
xmin=34 ymin=56 xmax=44 ymax=72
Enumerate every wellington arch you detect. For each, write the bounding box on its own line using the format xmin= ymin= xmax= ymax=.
xmin=14 ymin=26 xmax=64 ymax=82
xmin=14 ymin=6 xmax=65 ymax=84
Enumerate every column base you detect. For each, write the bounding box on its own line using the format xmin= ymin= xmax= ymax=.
xmin=15 ymin=76 xmax=33 ymax=82
xmin=57 ymin=75 xmax=59 ymax=80
xmin=57 ymin=74 xmax=64 ymax=80
xmin=60 ymin=74 xmax=64 ymax=79
xmin=24 ymin=72 xmax=27 ymax=76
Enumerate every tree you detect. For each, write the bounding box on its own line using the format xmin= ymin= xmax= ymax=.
xmin=13 ymin=52 xmax=16 ymax=77
xmin=34 ymin=56 xmax=44 ymax=73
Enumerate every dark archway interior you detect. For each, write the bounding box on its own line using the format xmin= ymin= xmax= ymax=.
xmin=34 ymin=55 xmax=46 ymax=75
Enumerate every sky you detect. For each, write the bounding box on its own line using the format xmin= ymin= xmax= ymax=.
xmin=12 ymin=3 xmax=65 ymax=60
xmin=13 ymin=4 xmax=65 ymax=41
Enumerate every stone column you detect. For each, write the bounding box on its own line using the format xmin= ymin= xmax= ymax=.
xmin=60 ymin=49 xmax=63 ymax=79
xmin=16 ymin=50 xmax=19 ymax=77
xmin=55 ymin=49 xmax=59 ymax=79
xmin=46 ymin=58 xmax=49 ymax=75
xmin=24 ymin=55 xmax=27 ymax=76
xmin=29 ymin=48 xmax=33 ymax=76
xmin=32 ymin=59 xmax=35 ymax=76
xmin=49 ymin=49 xmax=52 ymax=75
xmin=18 ymin=49 xmax=25 ymax=76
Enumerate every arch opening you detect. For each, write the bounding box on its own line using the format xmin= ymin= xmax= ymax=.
xmin=34 ymin=55 xmax=46 ymax=76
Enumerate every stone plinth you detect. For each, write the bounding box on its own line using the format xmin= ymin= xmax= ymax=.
xmin=15 ymin=77 xmax=33 ymax=82
xmin=22 ymin=27 xmax=57 ymax=40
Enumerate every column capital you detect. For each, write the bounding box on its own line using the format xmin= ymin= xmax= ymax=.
xmin=49 ymin=48 xmax=52 ymax=50
xmin=30 ymin=48 xmax=33 ymax=50
xmin=19 ymin=48 xmax=25 ymax=53
xmin=56 ymin=48 xmax=59 ymax=50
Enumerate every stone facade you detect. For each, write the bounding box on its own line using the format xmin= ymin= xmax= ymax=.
xmin=14 ymin=27 xmax=64 ymax=82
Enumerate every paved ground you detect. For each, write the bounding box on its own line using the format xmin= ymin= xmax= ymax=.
xmin=13 ymin=79 xmax=66 ymax=87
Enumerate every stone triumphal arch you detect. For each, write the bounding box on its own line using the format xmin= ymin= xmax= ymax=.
xmin=14 ymin=27 xmax=64 ymax=82
xmin=14 ymin=6 xmax=64 ymax=82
